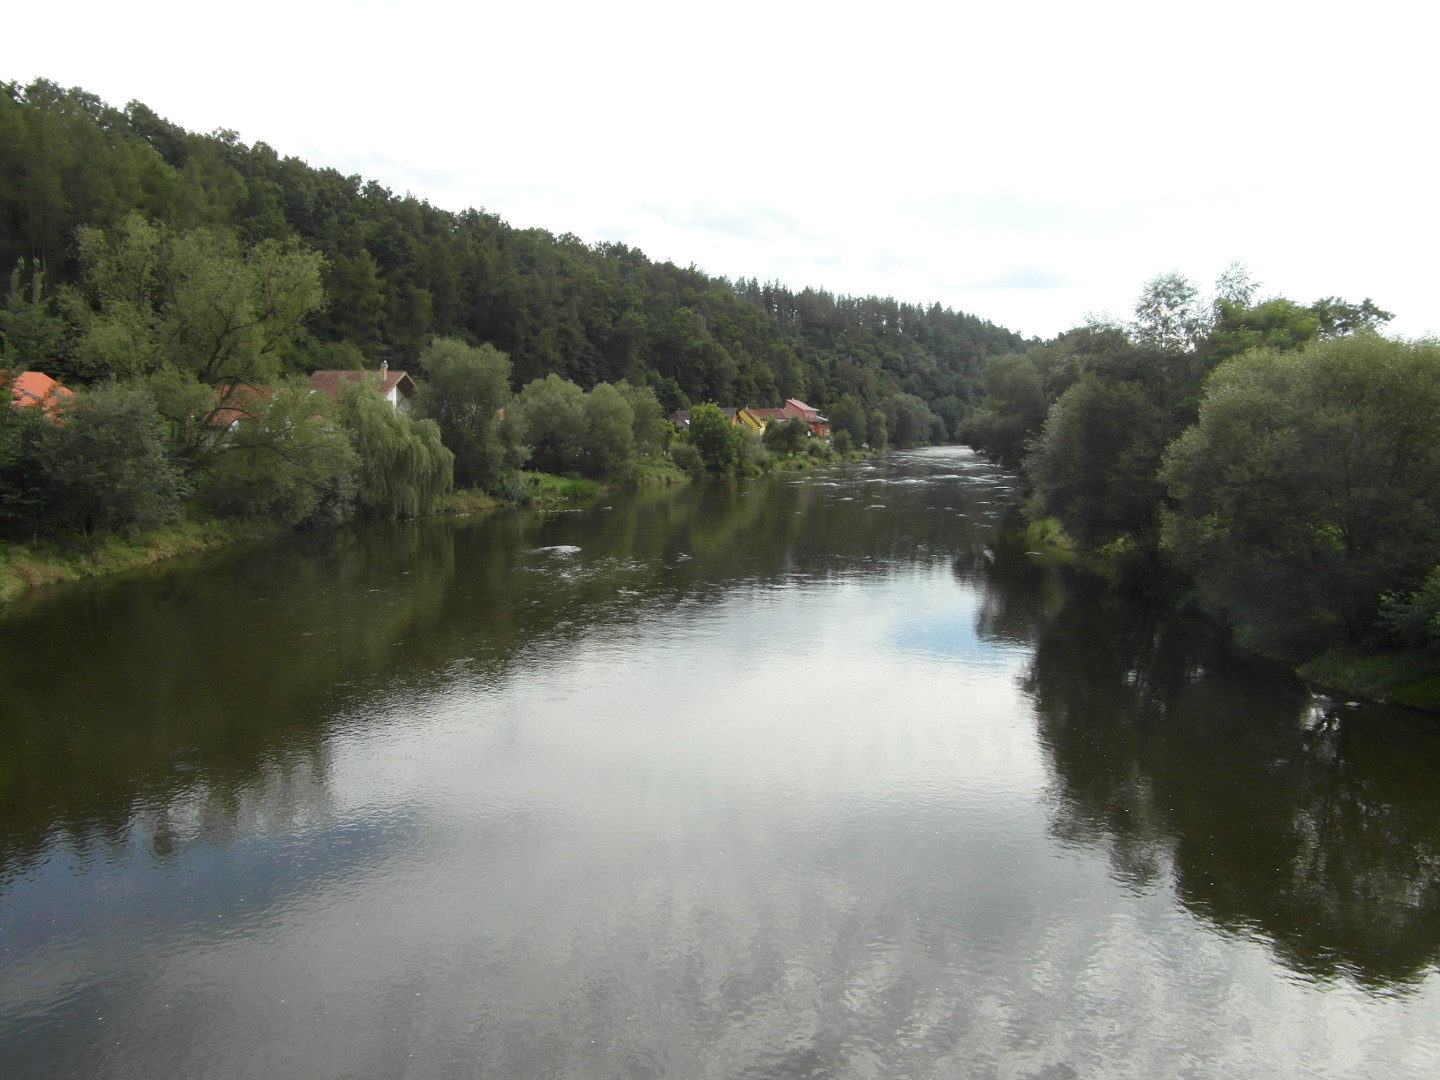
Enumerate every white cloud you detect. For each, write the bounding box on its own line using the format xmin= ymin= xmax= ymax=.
xmin=4 ymin=0 xmax=1437 ymax=341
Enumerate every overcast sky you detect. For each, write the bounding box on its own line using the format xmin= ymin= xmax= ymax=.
xmin=5 ymin=0 xmax=1436 ymax=341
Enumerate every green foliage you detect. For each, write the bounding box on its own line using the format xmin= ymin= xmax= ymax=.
xmin=38 ymin=381 xmax=186 ymax=537
xmin=1131 ymin=271 xmax=1205 ymax=353
xmin=827 ymin=393 xmax=867 ymax=442
xmin=69 ymin=212 xmax=325 ymax=385
xmin=882 ymin=392 xmax=943 ymax=448
xmin=512 ymin=373 xmax=586 ymax=475
xmin=668 ymin=440 xmax=703 ymax=477
xmin=613 ymin=382 xmax=671 ymax=457
xmin=1209 ymin=297 xmax=1320 ymax=361
xmin=414 ymin=337 xmax=519 ymax=489
xmin=1025 ymin=374 xmax=1174 ymax=556
xmin=762 ymin=417 xmax=809 ymax=455
xmin=143 ymin=368 xmax=230 ymax=474
xmin=0 ymin=403 xmax=56 ymax=535
xmin=1311 ymin=296 xmax=1393 ymax=338
xmin=0 ymin=262 xmax=70 ymax=370
xmin=1378 ymin=567 xmax=1440 ymax=655
xmin=1161 ymin=334 xmax=1440 ymax=658
xmin=867 ymin=408 xmax=888 ymax=451
xmin=580 ymin=382 xmax=636 ymax=477
xmin=685 ymin=402 xmax=745 ymax=475
xmin=962 ymin=353 xmax=1045 ymax=464
xmin=2 ymin=78 xmax=1028 ymax=449
xmin=505 ymin=373 xmax=671 ymax=480
xmin=201 ymin=381 xmax=359 ymax=527
xmin=335 ymin=380 xmax=453 ymax=520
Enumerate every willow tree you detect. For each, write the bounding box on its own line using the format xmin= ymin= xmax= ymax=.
xmin=336 ymin=380 xmax=453 ymax=520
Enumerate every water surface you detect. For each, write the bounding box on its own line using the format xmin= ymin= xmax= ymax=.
xmin=2 ymin=448 xmax=1438 ymax=1078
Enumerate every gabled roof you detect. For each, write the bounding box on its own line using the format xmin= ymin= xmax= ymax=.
xmin=735 ymin=409 xmax=766 ymax=431
xmin=8 ymin=371 xmax=74 ymax=417
xmin=784 ymin=398 xmax=827 ymax=423
xmin=309 ymin=368 xmax=416 ymax=402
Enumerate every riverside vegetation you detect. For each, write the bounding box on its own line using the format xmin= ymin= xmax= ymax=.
xmin=963 ymin=268 xmax=1440 ymax=707
xmin=3 ymin=80 xmax=1006 ymax=596
xmin=3 ymin=79 xmax=1439 ymax=706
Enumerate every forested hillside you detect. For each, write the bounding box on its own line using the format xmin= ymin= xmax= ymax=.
xmin=0 ymin=79 xmax=1022 ymax=426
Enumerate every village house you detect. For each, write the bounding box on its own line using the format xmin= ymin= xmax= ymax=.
xmin=309 ymin=362 xmax=416 ymax=412
xmin=210 ymin=384 xmax=278 ymax=432
xmin=670 ymin=400 xmax=830 ymax=440
xmin=6 ymin=371 xmax=74 ymax=418
xmin=781 ymin=399 xmax=830 ymax=439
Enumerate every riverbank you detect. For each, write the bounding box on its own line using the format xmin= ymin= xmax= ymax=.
xmin=0 ymin=518 xmax=268 ymax=603
xmin=1022 ymin=517 xmax=1440 ymax=712
xmin=0 ymin=466 xmax=689 ymax=604
xmin=0 ymin=445 xmax=879 ymax=604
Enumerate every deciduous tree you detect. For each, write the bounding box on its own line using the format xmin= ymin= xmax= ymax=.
xmin=1161 ymin=334 xmax=1440 ymax=657
xmin=69 ymin=212 xmax=325 ymax=385
xmin=39 ymin=381 xmax=186 ymax=537
xmin=414 ymin=337 xmax=518 ymax=489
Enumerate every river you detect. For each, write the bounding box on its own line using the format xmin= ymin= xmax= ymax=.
xmin=2 ymin=447 xmax=1438 ymax=1079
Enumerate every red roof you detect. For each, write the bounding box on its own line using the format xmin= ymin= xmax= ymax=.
xmin=211 ymin=385 xmax=278 ymax=429
xmin=8 ymin=371 xmax=74 ymax=417
xmin=784 ymin=398 xmax=825 ymax=423
xmin=309 ymin=368 xmax=416 ymax=402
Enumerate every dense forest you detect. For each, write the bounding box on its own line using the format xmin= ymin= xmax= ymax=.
xmin=0 ymin=78 xmax=1025 ymax=541
xmin=0 ymin=79 xmax=1021 ymax=422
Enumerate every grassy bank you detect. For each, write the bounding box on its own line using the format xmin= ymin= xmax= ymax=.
xmin=0 ymin=468 xmax=680 ymax=604
xmin=0 ymin=517 xmax=269 ymax=603
xmin=1297 ymin=648 xmax=1440 ymax=711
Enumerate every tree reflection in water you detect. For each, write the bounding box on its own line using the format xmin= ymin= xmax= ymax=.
xmin=963 ymin=527 xmax=1440 ymax=991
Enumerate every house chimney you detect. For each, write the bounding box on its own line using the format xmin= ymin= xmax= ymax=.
xmin=380 ymin=360 xmax=388 ymax=376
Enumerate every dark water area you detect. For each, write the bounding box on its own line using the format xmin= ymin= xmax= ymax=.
xmin=2 ymin=447 xmax=1438 ymax=1078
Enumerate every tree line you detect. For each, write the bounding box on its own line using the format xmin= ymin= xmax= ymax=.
xmin=963 ymin=267 xmax=1440 ymax=697
xmin=0 ymin=204 xmax=864 ymax=542
xmin=0 ymin=78 xmax=1022 ymax=438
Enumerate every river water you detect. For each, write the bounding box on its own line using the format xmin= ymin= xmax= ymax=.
xmin=2 ymin=447 xmax=1439 ymax=1079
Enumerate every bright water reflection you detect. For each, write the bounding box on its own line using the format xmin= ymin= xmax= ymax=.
xmin=2 ymin=448 xmax=1439 ymax=1079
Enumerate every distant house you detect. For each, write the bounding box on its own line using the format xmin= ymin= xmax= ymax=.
xmin=309 ymin=363 xmax=417 ymax=412
xmin=210 ymin=385 xmax=279 ymax=433
xmin=735 ymin=409 xmax=766 ymax=434
xmin=7 ymin=371 xmax=74 ymax=419
xmin=742 ymin=406 xmax=790 ymax=432
xmin=782 ymin=398 xmax=830 ymax=439
xmin=673 ymin=402 xmax=830 ymax=439
xmin=672 ymin=407 xmax=756 ymax=433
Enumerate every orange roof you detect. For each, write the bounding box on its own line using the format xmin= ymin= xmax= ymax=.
xmin=8 ymin=371 xmax=74 ymax=417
